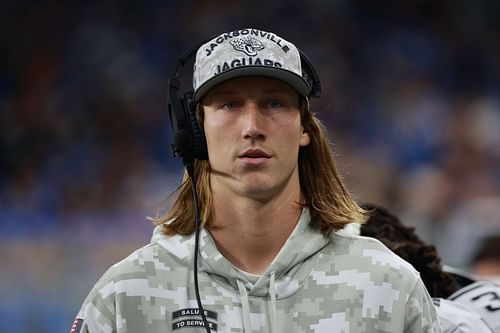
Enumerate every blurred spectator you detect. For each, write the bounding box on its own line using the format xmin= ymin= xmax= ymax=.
xmin=359 ymin=203 xmax=459 ymax=299
xmin=1 ymin=0 xmax=499 ymax=332
xmin=470 ymin=235 xmax=500 ymax=284
xmin=357 ymin=203 xmax=495 ymax=333
xmin=434 ymin=197 xmax=500 ymax=269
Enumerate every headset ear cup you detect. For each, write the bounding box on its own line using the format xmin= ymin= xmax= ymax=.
xmin=186 ymin=97 xmax=208 ymax=160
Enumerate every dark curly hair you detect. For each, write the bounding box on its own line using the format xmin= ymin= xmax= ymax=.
xmin=360 ymin=203 xmax=459 ymax=298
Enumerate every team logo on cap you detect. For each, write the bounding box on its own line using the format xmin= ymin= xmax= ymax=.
xmin=230 ymin=37 xmax=265 ymax=56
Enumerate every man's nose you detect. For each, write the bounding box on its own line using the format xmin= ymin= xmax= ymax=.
xmin=241 ymin=102 xmax=266 ymax=140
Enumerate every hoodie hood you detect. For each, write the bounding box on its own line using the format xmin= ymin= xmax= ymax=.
xmin=152 ymin=208 xmax=330 ymax=299
xmin=202 ymin=208 xmax=330 ymax=298
xmin=152 ymin=208 xmax=330 ymax=333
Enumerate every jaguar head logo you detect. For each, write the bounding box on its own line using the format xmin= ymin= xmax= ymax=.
xmin=230 ymin=37 xmax=265 ymax=56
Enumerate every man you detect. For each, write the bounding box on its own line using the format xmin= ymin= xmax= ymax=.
xmin=357 ymin=204 xmax=459 ymax=299
xmin=448 ymin=280 xmax=500 ymax=333
xmin=72 ymin=28 xmax=440 ymax=332
xmin=358 ymin=203 xmax=495 ymax=333
xmin=448 ymin=236 xmax=500 ymax=333
xmin=469 ymin=235 xmax=500 ymax=284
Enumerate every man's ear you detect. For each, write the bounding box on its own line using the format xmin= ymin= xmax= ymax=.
xmin=300 ymin=129 xmax=310 ymax=147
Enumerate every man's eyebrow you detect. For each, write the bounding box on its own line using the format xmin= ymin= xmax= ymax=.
xmin=209 ymin=90 xmax=239 ymax=96
xmin=261 ymin=88 xmax=295 ymax=95
xmin=204 ymin=87 xmax=296 ymax=102
xmin=210 ymin=86 xmax=294 ymax=95
xmin=203 ymin=90 xmax=240 ymax=101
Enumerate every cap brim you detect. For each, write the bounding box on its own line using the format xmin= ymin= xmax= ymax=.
xmin=194 ymin=66 xmax=310 ymax=102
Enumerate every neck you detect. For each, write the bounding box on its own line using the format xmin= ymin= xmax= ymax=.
xmin=208 ymin=177 xmax=303 ymax=274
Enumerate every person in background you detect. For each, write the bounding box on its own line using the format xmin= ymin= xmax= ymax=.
xmin=358 ymin=203 xmax=458 ymax=298
xmin=359 ymin=203 xmax=497 ymax=333
xmin=469 ymin=235 xmax=500 ymax=284
xmin=445 ymin=234 xmax=500 ymax=333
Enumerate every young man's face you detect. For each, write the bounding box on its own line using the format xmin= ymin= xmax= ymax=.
xmin=201 ymin=76 xmax=310 ymax=201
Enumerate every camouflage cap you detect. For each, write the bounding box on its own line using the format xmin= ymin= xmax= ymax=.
xmin=193 ymin=28 xmax=310 ymax=101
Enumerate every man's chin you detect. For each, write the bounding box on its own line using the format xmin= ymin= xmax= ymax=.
xmin=238 ymin=179 xmax=288 ymax=201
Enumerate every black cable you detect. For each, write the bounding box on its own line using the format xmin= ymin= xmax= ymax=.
xmin=187 ymin=164 xmax=212 ymax=333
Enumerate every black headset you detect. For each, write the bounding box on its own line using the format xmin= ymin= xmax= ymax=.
xmin=167 ymin=37 xmax=322 ymax=169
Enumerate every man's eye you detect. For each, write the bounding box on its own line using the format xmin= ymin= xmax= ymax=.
xmin=268 ymin=100 xmax=283 ymax=108
xmin=221 ymin=102 xmax=238 ymax=110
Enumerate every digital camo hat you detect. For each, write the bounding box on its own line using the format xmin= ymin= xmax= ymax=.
xmin=192 ymin=28 xmax=310 ymax=101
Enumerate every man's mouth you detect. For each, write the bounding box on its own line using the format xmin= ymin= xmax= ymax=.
xmin=239 ymin=149 xmax=271 ymax=158
xmin=238 ymin=149 xmax=271 ymax=165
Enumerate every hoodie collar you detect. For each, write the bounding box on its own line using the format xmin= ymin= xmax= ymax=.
xmin=152 ymin=208 xmax=330 ymax=333
xmin=152 ymin=208 xmax=330 ymax=298
xmin=199 ymin=207 xmax=330 ymax=298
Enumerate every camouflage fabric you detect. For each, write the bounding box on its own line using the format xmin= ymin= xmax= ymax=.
xmin=192 ymin=28 xmax=310 ymax=101
xmin=74 ymin=208 xmax=441 ymax=332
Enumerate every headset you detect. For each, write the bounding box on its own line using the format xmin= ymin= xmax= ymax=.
xmin=167 ymin=38 xmax=322 ymax=169
xmin=166 ymin=36 xmax=322 ymax=332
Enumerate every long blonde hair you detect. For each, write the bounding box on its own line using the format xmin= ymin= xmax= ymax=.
xmin=154 ymin=101 xmax=366 ymax=235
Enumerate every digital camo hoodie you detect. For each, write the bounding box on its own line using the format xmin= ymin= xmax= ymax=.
xmin=74 ymin=208 xmax=441 ymax=333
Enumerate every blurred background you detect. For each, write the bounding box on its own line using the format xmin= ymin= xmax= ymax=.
xmin=1 ymin=0 xmax=499 ymax=332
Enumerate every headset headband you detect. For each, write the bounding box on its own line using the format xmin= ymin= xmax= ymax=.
xmin=167 ymin=34 xmax=322 ymax=167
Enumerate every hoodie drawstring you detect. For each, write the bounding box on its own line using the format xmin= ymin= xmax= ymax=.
xmin=237 ymin=279 xmax=252 ymax=332
xmin=269 ymin=271 xmax=277 ymax=333
xmin=237 ymin=272 xmax=278 ymax=333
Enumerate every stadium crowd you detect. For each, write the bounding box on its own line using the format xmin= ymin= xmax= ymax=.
xmin=0 ymin=0 xmax=499 ymax=332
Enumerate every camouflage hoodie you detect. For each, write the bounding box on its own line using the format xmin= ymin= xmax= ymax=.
xmin=74 ymin=208 xmax=441 ymax=332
